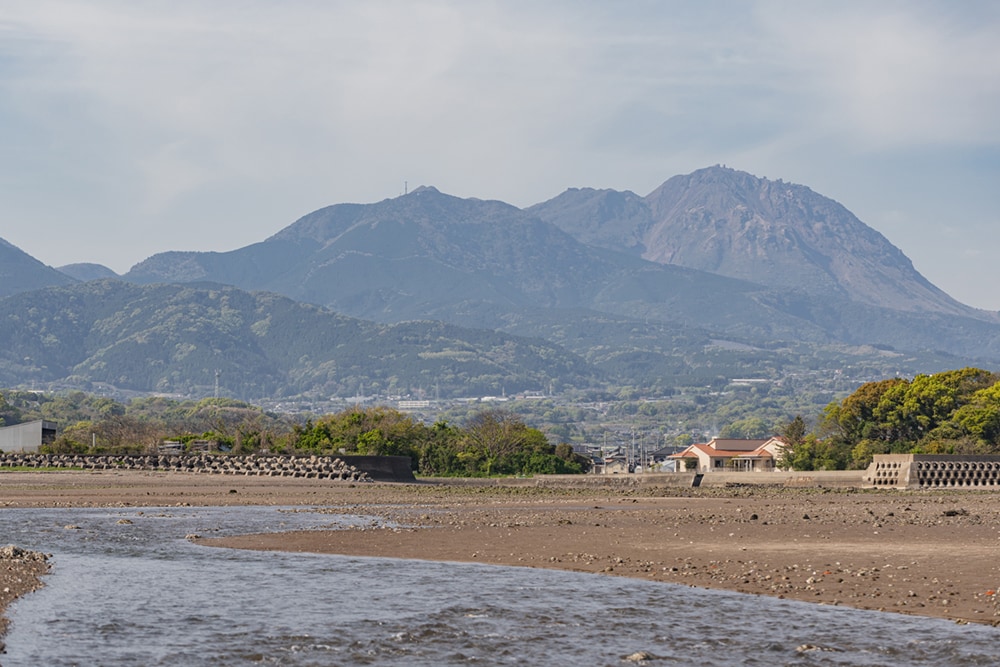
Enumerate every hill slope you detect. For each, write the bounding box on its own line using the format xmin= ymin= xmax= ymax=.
xmin=57 ymin=263 xmax=120 ymax=282
xmin=120 ymin=179 xmax=1000 ymax=364
xmin=125 ymin=180 xmax=1000 ymax=359
xmin=124 ymin=186 xmax=794 ymax=331
xmin=0 ymin=280 xmax=601 ymax=399
xmin=0 ymin=237 xmax=76 ymax=298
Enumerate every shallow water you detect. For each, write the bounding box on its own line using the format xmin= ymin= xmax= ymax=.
xmin=2 ymin=506 xmax=998 ymax=666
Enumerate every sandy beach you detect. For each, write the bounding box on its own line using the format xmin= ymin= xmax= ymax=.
xmin=2 ymin=469 xmax=1000 ymax=644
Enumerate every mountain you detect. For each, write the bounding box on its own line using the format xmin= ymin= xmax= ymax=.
xmin=126 ymin=186 xmax=626 ymax=317
xmin=0 ymin=237 xmax=76 ymax=298
xmin=124 ymin=186 xmax=788 ymax=331
xmin=57 ymin=263 xmax=119 ymax=282
xmin=528 ymin=166 xmax=980 ymax=319
xmin=119 ymin=177 xmax=1000 ymax=365
xmin=0 ymin=280 xmax=602 ymax=399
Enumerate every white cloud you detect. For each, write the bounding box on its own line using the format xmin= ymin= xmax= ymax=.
xmin=755 ymin=3 xmax=1000 ymax=148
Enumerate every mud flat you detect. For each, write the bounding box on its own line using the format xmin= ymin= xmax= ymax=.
xmin=2 ymin=470 xmax=1000 ymax=632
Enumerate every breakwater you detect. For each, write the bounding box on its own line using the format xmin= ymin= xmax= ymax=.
xmin=0 ymin=452 xmax=376 ymax=481
xmin=864 ymin=454 xmax=1000 ymax=489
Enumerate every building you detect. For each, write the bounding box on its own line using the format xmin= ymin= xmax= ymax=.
xmin=668 ymin=437 xmax=788 ymax=473
xmin=0 ymin=420 xmax=58 ymax=453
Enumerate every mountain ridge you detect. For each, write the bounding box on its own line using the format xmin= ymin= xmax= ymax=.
xmin=0 ymin=237 xmax=76 ymax=298
xmin=529 ymin=165 xmax=981 ymax=319
xmin=5 ymin=166 xmax=1000 ymax=401
xmin=0 ymin=280 xmax=602 ymax=399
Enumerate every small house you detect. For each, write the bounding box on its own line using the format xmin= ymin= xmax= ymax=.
xmin=668 ymin=437 xmax=787 ymax=473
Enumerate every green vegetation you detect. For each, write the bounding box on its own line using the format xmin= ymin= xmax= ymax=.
xmin=286 ymin=407 xmax=588 ymax=476
xmin=0 ymin=390 xmax=587 ymax=477
xmin=0 ymin=280 xmax=992 ymax=405
xmin=0 ymin=281 xmax=602 ymax=399
xmin=782 ymin=367 xmax=1000 ymax=470
xmin=6 ymin=366 xmax=1000 ymax=475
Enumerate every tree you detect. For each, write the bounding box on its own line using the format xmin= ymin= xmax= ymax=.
xmin=719 ymin=416 xmax=771 ymax=439
xmin=950 ymin=382 xmax=1000 ymax=448
xmin=776 ymin=415 xmax=807 ymax=470
xmin=417 ymin=421 xmax=463 ymax=476
xmin=289 ymin=406 xmax=425 ymax=465
xmin=463 ymin=409 xmax=529 ymax=476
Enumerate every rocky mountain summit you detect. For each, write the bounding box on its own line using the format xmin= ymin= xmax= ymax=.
xmin=529 ymin=166 xmax=978 ymax=318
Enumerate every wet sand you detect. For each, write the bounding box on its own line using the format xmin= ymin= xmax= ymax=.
xmin=2 ymin=470 xmax=1000 ymax=638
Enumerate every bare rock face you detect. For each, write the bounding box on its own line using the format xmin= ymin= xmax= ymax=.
xmin=641 ymin=166 xmax=965 ymax=316
xmin=532 ymin=166 xmax=978 ymax=319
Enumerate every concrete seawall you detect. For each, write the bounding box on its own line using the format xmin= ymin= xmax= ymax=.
xmin=432 ymin=470 xmax=865 ymax=489
xmin=339 ymin=456 xmax=416 ymax=482
xmin=0 ymin=454 xmax=857 ymax=488
xmin=0 ymin=453 xmax=416 ymax=483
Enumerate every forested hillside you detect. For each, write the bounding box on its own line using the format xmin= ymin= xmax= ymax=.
xmin=0 ymin=236 xmax=75 ymax=298
xmin=0 ymin=280 xmax=600 ymax=399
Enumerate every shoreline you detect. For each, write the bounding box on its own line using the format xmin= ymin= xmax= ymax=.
xmin=0 ymin=547 xmax=49 ymax=653
xmin=2 ymin=471 xmax=1000 ymax=638
xmin=202 ymin=489 xmax=1000 ymax=626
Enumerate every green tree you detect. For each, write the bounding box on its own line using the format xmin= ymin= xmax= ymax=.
xmin=719 ymin=416 xmax=772 ymax=439
xmin=949 ymin=382 xmax=1000 ymax=448
xmin=776 ymin=415 xmax=807 ymax=470
xmin=289 ymin=406 xmax=425 ymax=465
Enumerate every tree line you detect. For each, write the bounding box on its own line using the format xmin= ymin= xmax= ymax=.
xmin=5 ymin=365 xmax=999 ymax=475
xmin=779 ymin=367 xmax=1000 ymax=470
xmin=0 ymin=391 xmax=589 ymax=477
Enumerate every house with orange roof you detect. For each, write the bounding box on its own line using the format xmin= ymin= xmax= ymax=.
xmin=668 ymin=437 xmax=788 ymax=473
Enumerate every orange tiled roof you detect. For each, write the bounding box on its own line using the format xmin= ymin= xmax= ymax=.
xmin=669 ymin=442 xmax=777 ymax=459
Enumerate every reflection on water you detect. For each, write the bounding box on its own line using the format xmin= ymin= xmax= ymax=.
xmin=2 ymin=506 xmax=998 ymax=666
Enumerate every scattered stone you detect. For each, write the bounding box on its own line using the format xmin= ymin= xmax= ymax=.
xmin=0 ymin=546 xmax=48 ymax=562
xmin=623 ymin=650 xmax=660 ymax=662
xmin=795 ymin=644 xmax=841 ymax=653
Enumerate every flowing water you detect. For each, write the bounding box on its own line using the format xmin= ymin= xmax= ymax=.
xmin=2 ymin=506 xmax=997 ymax=666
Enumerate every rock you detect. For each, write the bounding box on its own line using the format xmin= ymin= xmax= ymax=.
xmin=623 ymin=651 xmax=659 ymax=662
xmin=0 ymin=545 xmax=49 ymax=562
xmin=795 ymin=644 xmax=841 ymax=653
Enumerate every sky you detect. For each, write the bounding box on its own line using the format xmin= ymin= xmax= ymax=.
xmin=2 ymin=1 xmax=999 ymax=309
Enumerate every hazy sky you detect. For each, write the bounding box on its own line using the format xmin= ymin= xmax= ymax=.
xmin=2 ymin=1 xmax=999 ymax=309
